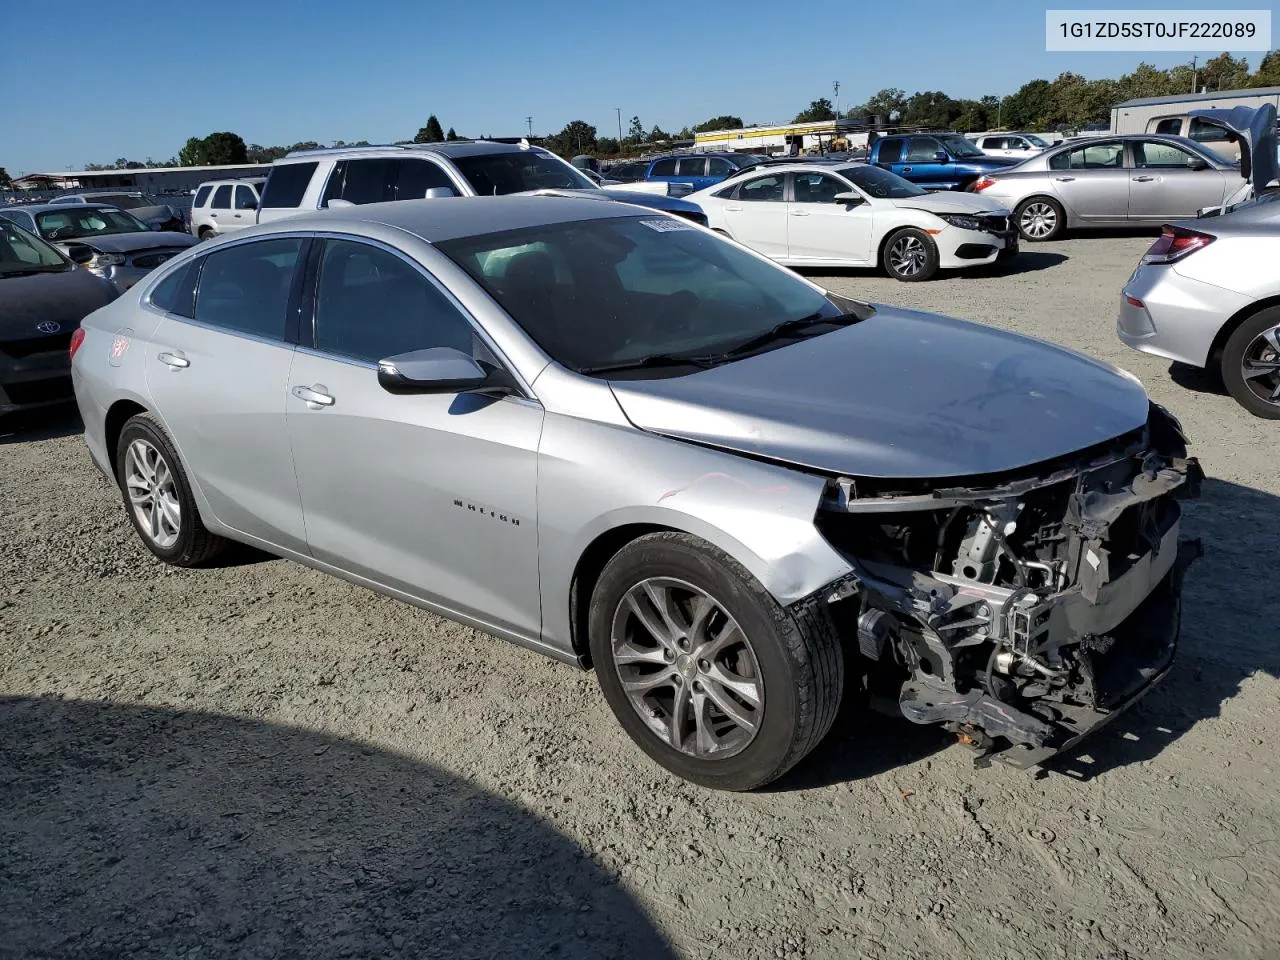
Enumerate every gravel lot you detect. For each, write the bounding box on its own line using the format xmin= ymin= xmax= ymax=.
xmin=3 ymin=234 xmax=1278 ymax=960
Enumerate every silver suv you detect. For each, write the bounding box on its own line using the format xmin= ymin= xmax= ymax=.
xmin=255 ymin=141 xmax=709 ymax=225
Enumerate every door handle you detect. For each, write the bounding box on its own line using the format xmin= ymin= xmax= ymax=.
xmin=210 ymin=213 xmax=218 ymax=218
xmin=1054 ymin=176 xmax=1075 ymax=182
xmin=157 ymin=351 xmax=189 ymax=369
xmin=791 ymin=210 xmax=809 ymax=217
xmin=902 ymin=166 xmax=912 ymax=173
xmin=1132 ymin=176 xmax=1156 ymax=182
xmin=292 ymin=384 xmax=335 ymax=407
xmin=725 ymin=205 xmax=742 ymax=212
xmin=233 ymin=213 xmax=242 ymax=219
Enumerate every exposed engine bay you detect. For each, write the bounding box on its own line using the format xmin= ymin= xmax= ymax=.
xmin=814 ymin=403 xmax=1202 ymax=766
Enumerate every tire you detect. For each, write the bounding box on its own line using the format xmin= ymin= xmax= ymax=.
xmin=1014 ymin=197 xmax=1064 ymax=242
xmin=1220 ymin=306 xmax=1280 ymax=419
xmin=588 ymin=532 xmax=843 ymax=791
xmin=198 ymin=227 xmax=216 ymax=242
xmin=883 ymin=228 xmax=939 ymax=282
xmin=115 ymin=413 xmax=228 ymax=566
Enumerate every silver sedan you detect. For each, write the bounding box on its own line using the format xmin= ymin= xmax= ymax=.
xmin=1119 ymin=193 xmax=1280 ymax=418
xmin=970 ymin=135 xmax=1242 ymax=241
xmin=72 ymin=196 xmax=1199 ymax=789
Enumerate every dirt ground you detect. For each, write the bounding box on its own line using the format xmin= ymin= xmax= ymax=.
xmin=2 ymin=234 xmax=1278 ymax=960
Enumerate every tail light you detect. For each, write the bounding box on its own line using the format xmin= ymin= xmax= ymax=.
xmin=970 ymin=176 xmax=996 ymax=192
xmin=1142 ymin=225 xmax=1214 ymax=264
xmin=69 ymin=327 xmax=85 ymax=360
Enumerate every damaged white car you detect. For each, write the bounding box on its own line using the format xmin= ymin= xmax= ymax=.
xmin=71 ymin=196 xmax=1201 ymax=790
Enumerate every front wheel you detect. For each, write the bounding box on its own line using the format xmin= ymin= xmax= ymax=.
xmin=1221 ymin=306 xmax=1280 ymax=419
xmin=883 ymin=228 xmax=939 ymax=282
xmin=1014 ymin=197 xmax=1064 ymax=241
xmin=588 ymin=532 xmax=843 ymax=791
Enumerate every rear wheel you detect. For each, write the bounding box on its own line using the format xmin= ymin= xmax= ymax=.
xmin=1221 ymin=307 xmax=1280 ymax=419
xmin=589 ymin=532 xmax=843 ymax=791
xmin=115 ymin=413 xmax=228 ymax=565
xmin=1014 ymin=197 xmax=1064 ymax=241
xmin=198 ymin=226 xmax=216 ymax=242
xmin=883 ymin=228 xmax=939 ymax=282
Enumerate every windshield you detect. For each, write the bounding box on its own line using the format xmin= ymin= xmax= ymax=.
xmin=729 ymin=155 xmax=765 ymax=169
xmin=0 ymin=218 xmax=70 ymax=275
xmin=90 ymin=194 xmax=148 ymax=210
xmin=438 ymin=216 xmax=844 ymax=375
xmin=36 ymin=208 xmax=149 ymax=241
xmin=837 ymin=164 xmax=926 ymax=198
xmin=451 ymin=151 xmax=597 ymax=195
xmin=1194 ymin=142 xmax=1235 ymax=166
xmin=940 ymin=135 xmax=985 ymax=158
xmin=1025 ymin=134 xmax=1050 ymax=147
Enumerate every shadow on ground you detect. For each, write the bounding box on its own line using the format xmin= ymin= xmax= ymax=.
xmin=799 ymin=250 xmax=1066 ymax=284
xmin=1168 ymin=361 xmax=1228 ymax=397
xmin=0 ymin=697 xmax=673 ymax=960
xmin=0 ymin=405 xmax=82 ymax=444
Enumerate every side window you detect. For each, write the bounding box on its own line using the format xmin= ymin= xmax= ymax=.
xmin=260 ymin=162 xmax=318 ymax=208
xmin=707 ymin=157 xmax=733 ymax=177
xmin=649 ymin=158 xmax=677 ymax=177
xmin=1133 ymin=140 xmax=1197 ymax=168
xmin=0 ymin=210 xmax=37 ymax=231
xmin=1052 ymin=142 xmax=1124 ymax=170
xmin=1153 ymin=118 xmax=1183 ymax=136
xmin=676 ymin=157 xmax=706 ymax=177
xmin=737 ymin=174 xmax=785 ymax=202
xmin=340 ymin=159 xmax=393 ymax=205
xmin=148 ymin=260 xmax=198 ymax=318
xmin=981 ymin=137 xmax=1003 ymax=150
xmin=877 ymin=139 xmax=904 ymax=162
xmin=312 ymin=239 xmax=476 ymax=364
xmin=211 ymin=185 xmax=232 ymax=209
xmin=791 ymin=173 xmax=847 ymax=204
xmin=1188 ymin=118 xmax=1230 ymax=143
xmin=393 ymin=159 xmax=454 ymax=201
xmin=905 ymin=137 xmax=942 ymax=162
xmin=234 ymin=185 xmax=257 ymax=209
xmin=193 ymin=185 xmax=213 ymax=208
xmin=193 ymin=237 xmax=303 ymax=340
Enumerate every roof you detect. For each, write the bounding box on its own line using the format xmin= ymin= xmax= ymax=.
xmin=19 ymin=163 xmax=274 ymax=178
xmin=6 ymin=202 xmax=123 ymax=214
xmin=257 ymin=195 xmax=645 ymax=243
xmin=279 ymin=141 xmax=541 ymax=162
xmin=1115 ymin=86 xmax=1280 ymax=109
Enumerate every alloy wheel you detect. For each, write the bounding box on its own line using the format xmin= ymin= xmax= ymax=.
xmin=889 ymin=235 xmax=927 ymax=277
xmin=1019 ymin=202 xmax=1057 ymax=239
xmin=1240 ymin=322 xmax=1280 ymax=407
xmin=124 ymin=438 xmax=181 ymax=548
xmin=610 ymin=577 xmax=764 ymax=759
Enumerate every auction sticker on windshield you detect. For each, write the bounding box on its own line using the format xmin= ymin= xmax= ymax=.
xmin=639 ymin=218 xmax=695 ymax=232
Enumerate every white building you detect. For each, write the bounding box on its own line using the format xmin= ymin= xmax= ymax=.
xmin=694 ymin=119 xmax=871 ymax=156
xmin=10 ymin=163 xmax=274 ymax=195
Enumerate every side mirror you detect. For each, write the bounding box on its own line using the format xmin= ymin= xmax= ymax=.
xmin=934 ymin=151 xmax=949 ymax=162
xmin=833 ymin=192 xmax=865 ymax=206
xmin=66 ymin=245 xmax=94 ymax=265
xmin=424 ymin=186 xmax=457 ymax=199
xmin=1187 ymin=157 xmax=1209 ymax=171
xmin=377 ymin=347 xmax=514 ymax=395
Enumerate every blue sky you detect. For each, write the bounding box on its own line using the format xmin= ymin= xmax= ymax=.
xmin=1 ymin=0 xmax=1271 ymax=173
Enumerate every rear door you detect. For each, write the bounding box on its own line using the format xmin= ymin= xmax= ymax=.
xmin=646 ymin=157 xmax=677 ymax=186
xmin=674 ymin=156 xmax=709 ymax=191
xmin=1046 ymin=140 xmax=1130 ymax=222
xmin=719 ymin=173 xmax=789 ymax=257
xmin=285 ymin=236 xmax=543 ymax=638
xmin=1127 ymin=139 xmax=1233 ymax=220
xmin=257 ymin=161 xmax=320 ymax=224
xmin=144 ymin=236 xmax=308 ymax=552
xmin=785 ymin=171 xmax=874 ymax=263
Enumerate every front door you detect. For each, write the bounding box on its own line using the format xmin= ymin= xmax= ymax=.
xmin=207 ymin=184 xmax=233 ymax=232
xmin=285 ymin=237 xmax=544 ymax=639
xmin=1127 ymin=140 xmax=1234 ymax=220
xmin=1046 ymin=140 xmax=1130 ymax=222
xmin=144 ymin=236 xmax=308 ymax=552
xmin=899 ymin=137 xmax=952 ymax=189
xmin=785 ymin=171 xmax=875 ymax=263
xmin=720 ymin=173 xmax=789 ymax=257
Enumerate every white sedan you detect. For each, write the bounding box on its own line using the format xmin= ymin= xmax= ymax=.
xmin=687 ymin=162 xmax=1017 ymax=281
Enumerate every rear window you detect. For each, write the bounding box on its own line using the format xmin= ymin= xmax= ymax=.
xmin=649 ymin=158 xmax=677 ymax=177
xmin=876 ymin=139 xmax=904 ymax=162
xmin=212 ymin=185 xmax=232 ymax=209
xmin=261 ymin=162 xmax=318 ymax=208
xmin=148 ymin=260 xmax=198 ymax=318
xmin=193 ymin=185 xmax=213 ymax=208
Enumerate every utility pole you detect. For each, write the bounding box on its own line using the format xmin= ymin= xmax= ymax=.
xmin=615 ymin=107 xmax=622 ymax=144
xmin=526 ymin=116 xmax=533 ymax=139
xmin=833 ymin=80 xmax=841 ymax=119
xmin=1190 ymin=56 xmax=1198 ymax=94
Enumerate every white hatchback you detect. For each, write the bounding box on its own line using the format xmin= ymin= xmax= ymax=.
xmin=190 ymin=178 xmax=265 ymax=240
xmin=688 ymin=162 xmax=1016 ymax=282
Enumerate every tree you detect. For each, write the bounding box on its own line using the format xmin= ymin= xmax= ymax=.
xmin=0 ymin=167 xmax=10 ymax=188
xmin=793 ymin=98 xmax=836 ymax=123
xmin=903 ymin=91 xmax=957 ymax=128
xmin=414 ymin=115 xmax=445 ymax=143
xmin=446 ymin=127 xmax=459 ymax=141
xmin=179 ymin=132 xmax=248 ymax=166
xmin=596 ymin=136 xmax=620 ymax=155
xmin=1251 ymin=50 xmax=1280 ymax=87
xmin=547 ymin=120 xmax=597 ymax=156
xmin=1001 ymin=79 xmax=1055 ymax=128
xmin=1200 ymin=53 xmax=1249 ymax=92
xmin=694 ymin=115 xmax=743 ymax=132
xmin=647 ymin=125 xmax=669 ymax=142
xmin=627 ymin=116 xmax=644 ymax=141
xmin=848 ymin=88 xmax=906 ymax=121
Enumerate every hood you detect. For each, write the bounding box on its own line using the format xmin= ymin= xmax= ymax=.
xmin=890 ymin=192 xmax=1010 ymax=216
xmin=607 ymin=308 xmax=1150 ymax=480
xmin=0 ymin=267 xmax=118 ymax=335
xmin=1191 ymin=104 xmax=1277 ymax=190
xmin=131 ymin=204 xmax=178 ymax=223
xmin=970 ymin=155 xmax=1022 ymax=168
xmin=528 ymin=188 xmax=700 ymax=214
xmin=57 ymin=231 xmax=197 ymax=254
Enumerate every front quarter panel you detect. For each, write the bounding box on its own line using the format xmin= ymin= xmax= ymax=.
xmin=536 ymin=407 xmax=853 ymax=655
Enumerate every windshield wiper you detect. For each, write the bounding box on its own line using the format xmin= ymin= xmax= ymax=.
xmin=579 ymin=352 xmax=721 ymax=375
xmin=713 ymin=311 xmax=862 ymax=360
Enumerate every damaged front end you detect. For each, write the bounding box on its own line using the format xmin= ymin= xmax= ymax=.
xmin=814 ymin=403 xmax=1202 ymax=767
